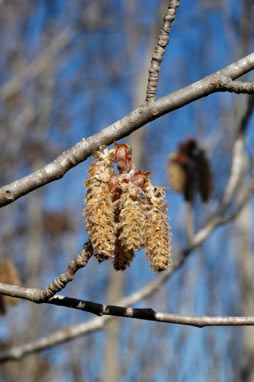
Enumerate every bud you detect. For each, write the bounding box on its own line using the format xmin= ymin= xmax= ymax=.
xmin=114 ymin=142 xmax=133 ymax=174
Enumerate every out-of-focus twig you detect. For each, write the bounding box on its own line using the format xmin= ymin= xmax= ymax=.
xmin=0 ymin=28 xmax=73 ymax=102
xmin=221 ymin=95 xmax=254 ymax=212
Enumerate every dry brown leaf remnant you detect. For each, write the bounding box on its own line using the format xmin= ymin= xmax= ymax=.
xmin=168 ymin=138 xmax=213 ymax=203
xmin=0 ymin=258 xmax=21 ymax=314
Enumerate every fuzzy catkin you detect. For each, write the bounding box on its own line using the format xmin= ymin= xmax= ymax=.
xmin=0 ymin=258 xmax=21 ymax=314
xmin=118 ymin=183 xmax=145 ymax=252
xmin=144 ymin=184 xmax=171 ymax=272
xmin=84 ymin=148 xmax=116 ymax=262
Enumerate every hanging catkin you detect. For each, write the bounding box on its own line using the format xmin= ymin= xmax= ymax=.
xmin=144 ymin=181 xmax=171 ymax=272
xmin=118 ymin=182 xmax=146 ymax=252
xmin=84 ymin=147 xmax=116 ymax=262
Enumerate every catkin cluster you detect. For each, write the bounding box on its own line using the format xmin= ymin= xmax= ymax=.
xmin=0 ymin=258 xmax=21 ymax=315
xmin=84 ymin=143 xmax=171 ymax=272
xmin=167 ymin=138 xmax=213 ymax=203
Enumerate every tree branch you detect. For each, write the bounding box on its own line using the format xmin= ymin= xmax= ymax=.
xmin=0 ymin=94 xmax=252 ymax=361
xmin=145 ymin=0 xmax=180 ymax=102
xmin=216 ymin=76 xmax=254 ymax=94
xmin=1 ymin=280 xmax=254 ymax=363
xmin=0 ymin=53 xmax=254 ymax=208
xmin=1 ymin=282 xmax=254 ymax=330
xmin=0 ymin=177 xmax=252 ymax=362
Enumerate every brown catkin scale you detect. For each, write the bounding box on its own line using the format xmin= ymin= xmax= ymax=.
xmin=84 ymin=147 xmax=116 ymax=262
xmin=0 ymin=258 xmax=21 ymax=314
xmin=144 ymin=183 xmax=171 ymax=272
xmin=118 ymin=183 xmax=146 ymax=252
xmin=113 ymin=240 xmax=135 ymax=271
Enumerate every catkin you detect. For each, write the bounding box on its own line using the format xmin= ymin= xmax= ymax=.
xmin=84 ymin=147 xmax=116 ymax=262
xmin=144 ymin=183 xmax=171 ymax=272
xmin=118 ymin=183 xmax=145 ymax=251
xmin=0 ymin=258 xmax=21 ymax=314
xmin=83 ymin=143 xmax=172 ymax=272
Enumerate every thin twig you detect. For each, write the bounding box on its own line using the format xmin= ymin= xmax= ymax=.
xmin=186 ymin=201 xmax=194 ymax=243
xmin=0 ymin=53 xmax=254 ymax=208
xmin=221 ymin=95 xmax=254 ymax=212
xmin=145 ymin=0 xmax=180 ymax=102
xmin=33 ymin=242 xmax=93 ymax=302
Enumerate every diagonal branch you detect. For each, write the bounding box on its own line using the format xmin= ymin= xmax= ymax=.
xmin=0 ymin=53 xmax=254 ymax=208
xmin=145 ymin=0 xmax=180 ymax=102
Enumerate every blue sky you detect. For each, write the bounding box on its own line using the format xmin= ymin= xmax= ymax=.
xmin=0 ymin=1 xmax=253 ymax=381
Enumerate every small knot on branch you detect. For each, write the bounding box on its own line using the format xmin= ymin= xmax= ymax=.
xmin=214 ymin=75 xmax=254 ymax=94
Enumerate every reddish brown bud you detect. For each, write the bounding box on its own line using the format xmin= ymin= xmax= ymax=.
xmin=132 ymin=171 xmax=150 ymax=189
xmin=115 ymin=143 xmax=132 ymax=173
